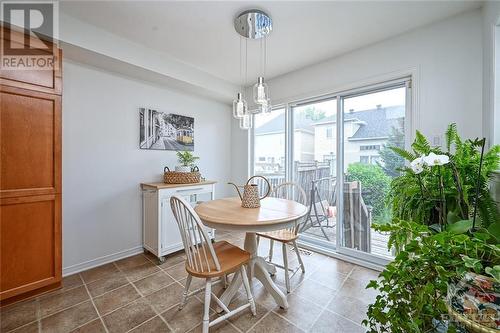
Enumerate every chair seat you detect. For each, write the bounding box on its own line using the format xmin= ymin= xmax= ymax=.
xmin=257 ymin=229 xmax=298 ymax=243
xmin=185 ymin=241 xmax=250 ymax=278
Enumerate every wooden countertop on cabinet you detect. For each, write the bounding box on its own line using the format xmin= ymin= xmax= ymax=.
xmin=141 ymin=180 xmax=217 ymax=190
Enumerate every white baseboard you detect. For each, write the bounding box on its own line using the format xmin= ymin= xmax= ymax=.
xmin=62 ymin=246 xmax=144 ymax=277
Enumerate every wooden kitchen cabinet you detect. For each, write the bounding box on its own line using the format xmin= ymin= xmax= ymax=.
xmin=0 ymin=27 xmax=62 ymax=304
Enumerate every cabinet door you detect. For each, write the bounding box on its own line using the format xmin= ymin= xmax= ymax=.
xmin=0 ymin=27 xmax=62 ymax=94
xmin=0 ymin=86 xmax=61 ymax=198
xmin=160 ymin=197 xmax=184 ymax=254
xmin=0 ymin=194 xmax=61 ymax=300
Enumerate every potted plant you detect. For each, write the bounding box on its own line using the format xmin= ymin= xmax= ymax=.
xmin=363 ymin=124 xmax=500 ymax=332
xmin=175 ymin=151 xmax=199 ymax=173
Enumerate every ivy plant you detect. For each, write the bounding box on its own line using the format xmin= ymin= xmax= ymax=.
xmin=363 ymin=221 xmax=500 ymax=333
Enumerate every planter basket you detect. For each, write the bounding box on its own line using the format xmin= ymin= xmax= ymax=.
xmin=446 ymin=303 xmax=498 ymax=333
xmin=447 ymin=273 xmax=499 ymax=332
xmin=163 ymin=167 xmax=201 ymax=184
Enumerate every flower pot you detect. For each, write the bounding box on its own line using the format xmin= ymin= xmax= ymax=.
xmin=447 ymin=272 xmax=499 ymax=332
xmin=175 ymin=165 xmax=191 ymax=173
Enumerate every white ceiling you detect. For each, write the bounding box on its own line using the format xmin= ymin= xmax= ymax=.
xmin=61 ymin=1 xmax=481 ymax=86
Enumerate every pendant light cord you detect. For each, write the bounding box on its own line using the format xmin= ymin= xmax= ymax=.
xmin=245 ymin=38 xmax=248 ymax=96
xmin=264 ymin=36 xmax=267 ymax=78
xmin=239 ymin=36 xmax=242 ymax=94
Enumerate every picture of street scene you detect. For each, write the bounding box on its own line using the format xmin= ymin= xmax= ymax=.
xmin=139 ymin=108 xmax=194 ymax=151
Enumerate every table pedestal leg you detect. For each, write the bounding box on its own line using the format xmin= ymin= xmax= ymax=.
xmin=217 ymin=232 xmax=288 ymax=311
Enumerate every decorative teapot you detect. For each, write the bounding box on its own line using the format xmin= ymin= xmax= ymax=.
xmin=228 ymin=176 xmax=271 ymax=208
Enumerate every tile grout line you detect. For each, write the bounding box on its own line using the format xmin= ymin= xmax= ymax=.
xmin=266 ymin=255 xmax=360 ymax=332
xmin=305 ymin=266 xmax=367 ymax=330
xmin=123 ymin=315 xmax=163 ymax=333
xmin=244 ymin=310 xmax=273 ymax=332
xmin=81 ymin=273 xmax=110 ymax=333
xmin=88 ymin=271 xmax=178 ymax=301
xmin=36 ymin=297 xmax=42 ymax=333
xmin=112 ymin=260 xmax=176 ymax=332
xmin=308 ymin=266 xmax=352 ymax=328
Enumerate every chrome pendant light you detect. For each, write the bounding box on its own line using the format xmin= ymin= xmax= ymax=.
xmin=232 ymin=92 xmax=247 ymax=118
xmin=233 ymin=9 xmax=273 ymax=129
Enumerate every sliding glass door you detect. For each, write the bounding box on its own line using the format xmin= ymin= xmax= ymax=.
xmin=251 ymin=78 xmax=411 ymax=265
xmin=337 ymin=84 xmax=408 ymax=261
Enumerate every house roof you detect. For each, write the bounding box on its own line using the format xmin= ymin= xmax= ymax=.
xmin=255 ymin=105 xmax=404 ymax=139
xmin=255 ymin=112 xmax=315 ymax=134
xmin=347 ymin=106 xmax=404 ymax=140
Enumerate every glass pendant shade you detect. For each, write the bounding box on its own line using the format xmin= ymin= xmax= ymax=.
xmin=259 ymin=99 xmax=272 ymax=113
xmin=249 ymin=107 xmax=262 ymax=115
xmin=239 ymin=114 xmax=253 ymax=130
xmin=232 ymin=93 xmax=248 ymax=119
xmin=253 ymin=77 xmax=269 ymax=105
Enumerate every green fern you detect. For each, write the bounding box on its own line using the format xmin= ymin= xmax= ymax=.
xmin=389 ymin=146 xmax=417 ymax=162
xmin=388 ymin=125 xmax=500 ymax=228
xmin=411 ymin=130 xmax=431 ymax=155
xmin=445 ymin=123 xmax=458 ymax=152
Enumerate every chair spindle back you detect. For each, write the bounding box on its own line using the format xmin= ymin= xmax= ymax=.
xmin=170 ymin=196 xmax=220 ymax=273
xmin=270 ymin=182 xmax=307 ymax=234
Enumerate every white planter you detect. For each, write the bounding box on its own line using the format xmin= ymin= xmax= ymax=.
xmin=175 ymin=165 xmax=191 ymax=173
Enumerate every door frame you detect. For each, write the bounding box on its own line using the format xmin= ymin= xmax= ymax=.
xmin=250 ymin=72 xmax=418 ymax=268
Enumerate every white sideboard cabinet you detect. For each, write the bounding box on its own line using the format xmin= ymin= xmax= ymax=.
xmin=141 ymin=181 xmax=216 ymax=263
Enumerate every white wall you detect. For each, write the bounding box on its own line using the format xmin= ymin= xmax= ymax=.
xmin=62 ymin=60 xmax=232 ymax=274
xmin=482 ymin=1 xmax=500 ymax=147
xmin=233 ymin=9 xmax=483 ymax=180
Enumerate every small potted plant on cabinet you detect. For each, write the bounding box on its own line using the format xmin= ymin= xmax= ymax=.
xmin=175 ymin=151 xmax=199 ymax=173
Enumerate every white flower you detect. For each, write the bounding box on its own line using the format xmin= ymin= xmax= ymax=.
xmin=410 ymin=157 xmax=425 ymax=174
xmin=423 ymin=153 xmax=449 ymax=166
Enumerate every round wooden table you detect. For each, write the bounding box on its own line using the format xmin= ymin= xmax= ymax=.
xmin=194 ymin=197 xmax=308 ymax=310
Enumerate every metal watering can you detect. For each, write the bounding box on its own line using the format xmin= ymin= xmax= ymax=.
xmin=228 ymin=176 xmax=271 ymax=208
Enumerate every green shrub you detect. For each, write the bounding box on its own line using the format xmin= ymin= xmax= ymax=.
xmin=347 ymin=163 xmax=391 ymax=223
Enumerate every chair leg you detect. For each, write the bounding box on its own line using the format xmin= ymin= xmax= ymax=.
xmin=293 ymin=240 xmax=305 ymax=273
xmin=179 ymin=274 xmax=192 ymax=310
xmin=282 ymin=243 xmax=290 ymax=293
xmin=268 ymin=239 xmax=274 ymax=261
xmin=202 ymin=278 xmax=212 ymax=333
xmin=240 ymin=266 xmax=256 ymax=316
xmin=222 ymin=274 xmax=228 ymax=289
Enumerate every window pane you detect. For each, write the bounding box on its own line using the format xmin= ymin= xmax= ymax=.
xmin=292 ymin=99 xmax=337 ymax=247
xmin=253 ymin=108 xmax=286 ymax=190
xmin=341 ymin=86 xmax=406 ymax=259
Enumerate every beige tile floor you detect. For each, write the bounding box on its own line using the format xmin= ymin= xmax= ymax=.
xmin=0 ymin=231 xmax=380 ymax=333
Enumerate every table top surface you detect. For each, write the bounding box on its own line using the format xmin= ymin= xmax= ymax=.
xmin=194 ymin=197 xmax=308 ymax=228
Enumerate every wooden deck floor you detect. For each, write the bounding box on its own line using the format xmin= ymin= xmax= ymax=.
xmin=301 ymin=222 xmax=393 ymax=259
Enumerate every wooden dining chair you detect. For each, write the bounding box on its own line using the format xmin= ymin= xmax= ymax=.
xmin=256 ymin=182 xmax=307 ymax=293
xmin=170 ymin=196 xmax=256 ymax=333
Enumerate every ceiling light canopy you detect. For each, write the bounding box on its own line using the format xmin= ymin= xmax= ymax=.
xmin=234 ymin=9 xmax=273 ymax=40
xmin=232 ymin=9 xmax=273 ymax=130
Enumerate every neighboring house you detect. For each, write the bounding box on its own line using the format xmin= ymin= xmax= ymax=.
xmin=254 ymin=113 xmax=315 ymax=174
xmin=254 ymin=105 xmax=404 ymax=173
xmin=314 ymin=106 xmax=404 ymax=170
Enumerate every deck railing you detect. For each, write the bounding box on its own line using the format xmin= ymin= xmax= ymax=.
xmin=254 ymin=160 xmax=333 ymax=203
